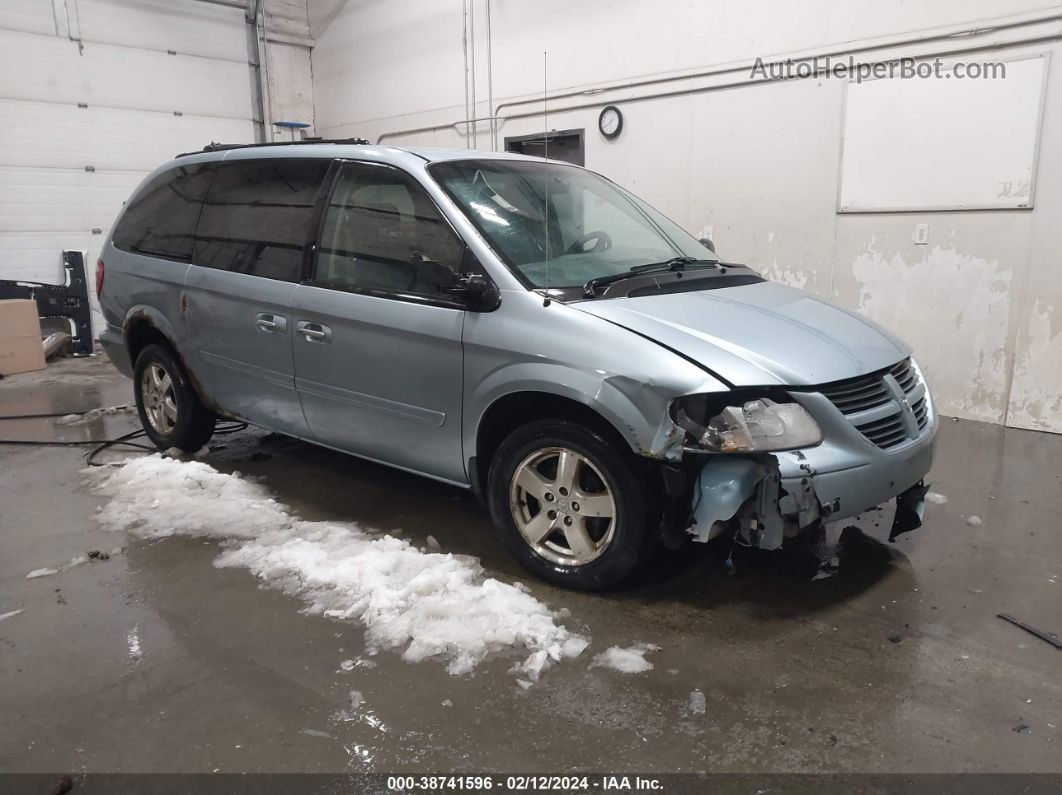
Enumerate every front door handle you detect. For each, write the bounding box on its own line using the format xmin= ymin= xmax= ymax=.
xmin=296 ymin=320 xmax=332 ymax=343
xmin=256 ymin=313 xmax=288 ymax=334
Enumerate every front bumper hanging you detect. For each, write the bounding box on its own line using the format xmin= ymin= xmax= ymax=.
xmin=689 ymin=454 xmax=930 ymax=548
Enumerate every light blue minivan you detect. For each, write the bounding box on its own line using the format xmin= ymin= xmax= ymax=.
xmin=97 ymin=140 xmax=936 ymax=589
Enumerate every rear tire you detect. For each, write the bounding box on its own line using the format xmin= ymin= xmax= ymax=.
xmin=487 ymin=419 xmax=650 ymax=591
xmin=133 ymin=343 xmax=215 ymax=452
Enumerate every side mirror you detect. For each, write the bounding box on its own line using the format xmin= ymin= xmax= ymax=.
xmin=444 ymin=272 xmax=500 ymax=311
xmin=699 ymin=237 xmax=716 ymax=253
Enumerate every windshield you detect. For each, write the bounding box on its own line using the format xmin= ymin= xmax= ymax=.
xmin=429 ymin=159 xmax=713 ymax=289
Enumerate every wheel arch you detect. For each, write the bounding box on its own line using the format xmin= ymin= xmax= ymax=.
xmin=467 ymin=374 xmax=670 ymax=497
xmin=123 ymin=307 xmax=221 ymax=415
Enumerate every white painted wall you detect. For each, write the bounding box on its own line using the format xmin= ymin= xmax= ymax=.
xmin=308 ymin=0 xmax=1062 ymax=433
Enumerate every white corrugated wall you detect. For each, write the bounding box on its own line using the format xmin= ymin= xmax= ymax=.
xmin=0 ymin=0 xmax=257 ymax=335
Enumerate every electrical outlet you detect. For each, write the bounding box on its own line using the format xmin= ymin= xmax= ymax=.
xmin=914 ymin=223 xmax=929 ymax=245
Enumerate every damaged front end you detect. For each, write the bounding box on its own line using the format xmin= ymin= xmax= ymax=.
xmin=662 ymin=390 xmax=930 ymax=550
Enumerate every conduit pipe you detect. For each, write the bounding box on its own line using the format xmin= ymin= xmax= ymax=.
xmin=372 ymin=10 xmax=1062 ymax=146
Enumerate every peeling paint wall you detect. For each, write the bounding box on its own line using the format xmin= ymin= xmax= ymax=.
xmin=1009 ymin=301 xmax=1062 ymax=430
xmin=833 ymin=214 xmax=1030 ymax=424
xmin=1008 ymin=44 xmax=1062 ymax=434
xmin=307 ymin=1 xmax=1062 ymax=433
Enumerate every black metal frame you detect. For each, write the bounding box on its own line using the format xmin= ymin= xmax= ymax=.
xmin=0 ymin=250 xmax=94 ymax=356
xmin=174 ymin=137 xmax=370 ymax=159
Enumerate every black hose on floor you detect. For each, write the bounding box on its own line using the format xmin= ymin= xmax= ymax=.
xmin=0 ymin=407 xmax=247 ymax=466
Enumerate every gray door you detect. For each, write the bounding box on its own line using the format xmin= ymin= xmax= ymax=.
xmin=183 ymin=268 xmax=302 ymax=433
xmin=291 ymin=160 xmax=468 ymax=484
xmin=181 ymin=157 xmax=330 ymax=435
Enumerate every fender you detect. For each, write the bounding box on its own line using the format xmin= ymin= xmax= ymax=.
xmin=464 ymin=361 xmax=717 ymax=463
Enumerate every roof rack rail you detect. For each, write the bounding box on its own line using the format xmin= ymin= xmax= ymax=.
xmin=175 ymin=137 xmax=371 ymax=159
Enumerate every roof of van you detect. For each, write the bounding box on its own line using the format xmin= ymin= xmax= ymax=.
xmin=401 ymin=146 xmax=544 ymax=163
xmin=174 ymin=140 xmax=547 ymax=165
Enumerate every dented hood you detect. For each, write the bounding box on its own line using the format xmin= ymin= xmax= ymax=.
xmin=575 ymin=281 xmax=910 ymax=386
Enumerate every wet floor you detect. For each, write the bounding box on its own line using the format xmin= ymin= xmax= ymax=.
xmin=1 ymin=356 xmax=1060 ymax=773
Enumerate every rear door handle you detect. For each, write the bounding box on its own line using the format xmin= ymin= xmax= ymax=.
xmin=256 ymin=313 xmax=288 ymax=334
xmin=296 ymin=320 xmax=332 ymax=343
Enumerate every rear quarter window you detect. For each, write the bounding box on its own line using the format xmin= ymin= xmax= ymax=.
xmin=111 ymin=162 xmax=217 ymax=262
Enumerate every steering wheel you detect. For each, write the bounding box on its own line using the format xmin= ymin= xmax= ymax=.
xmin=565 ymin=230 xmax=613 ymax=255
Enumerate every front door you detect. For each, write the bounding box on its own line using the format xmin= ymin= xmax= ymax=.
xmin=182 ymin=157 xmax=330 ymax=435
xmin=291 ymin=160 xmax=468 ymax=484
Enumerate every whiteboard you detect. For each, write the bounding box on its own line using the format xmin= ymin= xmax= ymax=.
xmin=838 ymin=55 xmax=1048 ymax=212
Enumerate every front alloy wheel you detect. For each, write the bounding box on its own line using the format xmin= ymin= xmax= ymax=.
xmin=509 ymin=447 xmax=617 ymax=566
xmin=488 ymin=419 xmax=651 ymax=590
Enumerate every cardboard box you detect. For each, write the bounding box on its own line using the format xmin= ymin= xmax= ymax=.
xmin=0 ymin=299 xmax=45 ymax=375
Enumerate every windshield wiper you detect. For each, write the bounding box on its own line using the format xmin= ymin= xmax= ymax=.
xmin=583 ymin=257 xmax=719 ymax=297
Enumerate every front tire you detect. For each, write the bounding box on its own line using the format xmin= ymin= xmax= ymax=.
xmin=133 ymin=343 xmax=216 ymax=452
xmin=487 ymin=419 xmax=650 ymax=590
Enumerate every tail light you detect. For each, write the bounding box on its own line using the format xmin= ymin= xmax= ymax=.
xmin=95 ymin=258 xmax=105 ymax=296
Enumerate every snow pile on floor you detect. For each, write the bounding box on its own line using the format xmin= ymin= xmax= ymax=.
xmin=25 ymin=555 xmax=88 ymax=579
xmin=126 ymin=626 xmax=142 ymax=661
xmin=26 ymin=567 xmax=60 ymax=579
xmin=926 ymin=491 xmax=949 ymax=505
xmin=56 ymin=405 xmax=132 ymax=425
xmin=687 ymin=688 xmax=706 ymax=715
xmin=589 ymin=643 xmax=659 ymax=673
xmin=86 ymin=454 xmax=586 ymax=678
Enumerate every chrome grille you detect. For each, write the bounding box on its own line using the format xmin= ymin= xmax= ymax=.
xmin=819 ymin=358 xmax=926 ymax=449
xmin=818 ymin=373 xmax=892 ymax=414
xmin=855 ymin=413 xmax=909 ymax=448
xmin=911 ymin=396 xmax=928 ymax=429
xmin=890 ymin=359 xmax=918 ymax=392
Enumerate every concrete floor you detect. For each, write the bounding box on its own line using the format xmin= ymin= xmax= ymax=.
xmin=0 ymin=356 xmax=1059 ymax=774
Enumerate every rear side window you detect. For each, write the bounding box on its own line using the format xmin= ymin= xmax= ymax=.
xmin=111 ymin=162 xmax=216 ymax=262
xmin=193 ymin=158 xmax=329 ymax=282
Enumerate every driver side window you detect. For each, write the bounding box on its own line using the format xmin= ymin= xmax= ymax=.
xmin=315 ymin=162 xmax=465 ymax=298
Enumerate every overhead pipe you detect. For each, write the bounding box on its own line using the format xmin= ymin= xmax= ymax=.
xmin=462 ymin=0 xmax=471 ymax=145
xmin=245 ymin=0 xmax=269 ymax=143
xmin=191 ymin=0 xmax=247 ymax=8
xmin=469 ymin=0 xmax=477 ymax=148
xmin=378 ymin=32 xmax=1062 ymax=145
xmin=377 ymin=10 xmax=1062 ymax=146
xmin=486 ymin=0 xmax=495 ymax=149
xmin=489 ymin=8 xmax=1062 ymax=130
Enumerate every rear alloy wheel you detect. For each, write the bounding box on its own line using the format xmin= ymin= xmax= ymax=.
xmin=140 ymin=362 xmax=177 ymax=436
xmin=488 ymin=419 xmax=649 ymax=590
xmin=133 ymin=343 xmax=216 ymax=452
